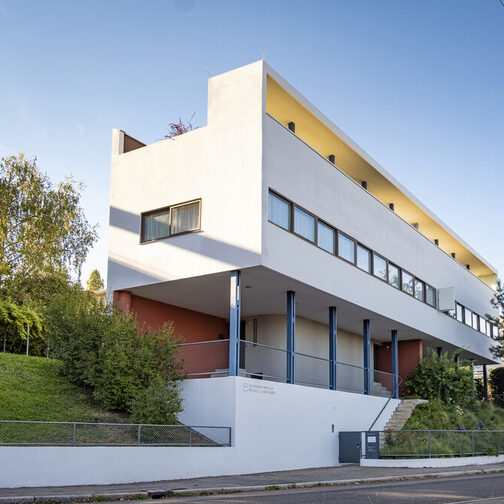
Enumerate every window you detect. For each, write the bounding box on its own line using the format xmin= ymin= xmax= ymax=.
xmin=317 ymin=222 xmax=334 ymax=253
xmin=356 ymin=244 xmax=371 ymax=272
xmin=426 ymin=284 xmax=436 ymax=307
xmin=414 ymin=279 xmax=424 ymax=302
xmin=170 ymin=201 xmax=200 ymax=235
xmin=338 ymin=233 xmax=355 ymax=263
xmin=373 ymin=253 xmax=387 ymax=281
xmin=480 ymin=316 xmax=486 ymax=334
xmin=268 ymin=192 xmax=291 ymax=230
xmin=141 ymin=200 xmax=201 ymax=242
xmin=402 ymin=271 xmax=414 ymax=295
xmin=388 ymin=263 xmax=400 ymax=289
xmin=294 ymin=207 xmax=315 ymax=242
xmin=472 ymin=313 xmax=479 ymax=331
xmin=486 ymin=321 xmax=491 ymax=337
xmin=456 ymin=303 xmax=464 ymax=322
xmin=464 ymin=308 xmax=472 ymax=327
xmin=492 ymin=325 xmax=500 ymax=338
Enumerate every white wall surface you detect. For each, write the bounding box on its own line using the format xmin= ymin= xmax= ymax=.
xmin=361 ymin=455 xmax=504 ymax=468
xmin=242 ymin=315 xmax=378 ymax=393
xmin=262 ymin=115 xmax=496 ymax=361
xmin=0 ymin=377 xmax=399 ymax=488
xmin=108 ymin=61 xmax=264 ymax=292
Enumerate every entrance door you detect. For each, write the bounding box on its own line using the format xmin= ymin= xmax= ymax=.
xmin=339 ymin=431 xmax=362 ymax=463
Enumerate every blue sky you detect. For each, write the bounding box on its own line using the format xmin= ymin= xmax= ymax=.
xmin=0 ymin=0 xmax=503 ymax=285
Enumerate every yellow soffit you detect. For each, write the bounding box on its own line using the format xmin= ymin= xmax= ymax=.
xmin=265 ymin=75 xmax=496 ymax=285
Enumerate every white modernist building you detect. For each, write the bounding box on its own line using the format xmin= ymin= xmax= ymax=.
xmin=107 ymin=60 xmax=499 ymax=476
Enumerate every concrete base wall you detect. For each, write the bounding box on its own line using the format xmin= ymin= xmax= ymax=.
xmin=0 ymin=377 xmax=399 ymax=488
xmin=361 ymin=455 xmax=504 ymax=468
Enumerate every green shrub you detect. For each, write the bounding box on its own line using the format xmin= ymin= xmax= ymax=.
xmin=93 ymin=322 xmax=181 ymax=414
xmin=130 ymin=378 xmax=181 ymax=425
xmin=490 ymin=368 xmax=504 ymax=406
xmin=0 ymin=298 xmax=45 ymax=356
xmin=45 ymin=289 xmax=183 ymax=423
xmin=404 ymin=348 xmax=474 ymax=406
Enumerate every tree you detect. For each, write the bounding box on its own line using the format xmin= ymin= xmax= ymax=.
xmin=0 ymin=298 xmax=44 ymax=355
xmin=0 ymin=155 xmax=98 ymax=293
xmin=86 ymin=269 xmax=104 ymax=291
xmin=488 ymin=280 xmax=504 ymax=358
xmin=404 ymin=348 xmax=475 ymax=406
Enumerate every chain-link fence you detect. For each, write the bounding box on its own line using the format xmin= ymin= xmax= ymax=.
xmin=379 ymin=429 xmax=504 ymax=458
xmin=0 ymin=421 xmax=231 ymax=447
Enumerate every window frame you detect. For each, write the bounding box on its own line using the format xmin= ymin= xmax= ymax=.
xmin=372 ymin=252 xmax=388 ymax=283
xmin=337 ymin=231 xmax=356 ymax=265
xmin=356 ymin=243 xmax=372 ymax=273
xmin=140 ymin=198 xmax=202 ymax=243
xmin=414 ymin=278 xmax=425 ymax=302
xmin=293 ymin=204 xmax=316 ymax=243
xmin=401 ymin=269 xmax=415 ymax=296
xmin=316 ymin=219 xmax=336 ymax=255
xmin=268 ymin=191 xmax=293 ymax=232
xmin=425 ymin=283 xmax=436 ymax=307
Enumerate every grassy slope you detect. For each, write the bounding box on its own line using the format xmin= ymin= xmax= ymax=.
xmin=404 ymin=399 xmax=504 ymax=431
xmin=0 ymin=352 xmax=127 ymax=422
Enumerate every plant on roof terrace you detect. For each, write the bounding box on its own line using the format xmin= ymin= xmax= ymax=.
xmin=164 ymin=114 xmax=196 ymax=139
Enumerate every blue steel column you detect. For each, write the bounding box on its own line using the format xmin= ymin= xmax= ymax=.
xmin=391 ymin=329 xmax=399 ymax=399
xmin=363 ymin=319 xmax=371 ymax=395
xmin=287 ymin=291 xmax=296 ymax=384
xmin=329 ymin=306 xmax=337 ymax=390
xmin=483 ymin=364 xmax=489 ymax=401
xmin=228 ymin=271 xmax=241 ymax=376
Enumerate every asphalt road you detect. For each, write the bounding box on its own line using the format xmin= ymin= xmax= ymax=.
xmin=94 ymin=473 xmax=504 ymax=504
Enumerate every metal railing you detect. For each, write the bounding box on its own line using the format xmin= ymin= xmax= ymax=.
xmin=0 ymin=421 xmax=232 ymax=447
xmin=177 ymin=339 xmax=401 ymax=398
xmin=378 ymin=429 xmax=504 ymax=458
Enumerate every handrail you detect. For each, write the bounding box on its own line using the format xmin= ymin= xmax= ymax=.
xmin=368 ymin=375 xmax=403 ymax=432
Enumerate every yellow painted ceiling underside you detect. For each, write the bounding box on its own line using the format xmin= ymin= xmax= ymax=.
xmin=266 ymin=76 xmax=496 ymax=287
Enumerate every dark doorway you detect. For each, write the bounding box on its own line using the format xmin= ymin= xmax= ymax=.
xmin=239 ymin=320 xmax=246 ymax=371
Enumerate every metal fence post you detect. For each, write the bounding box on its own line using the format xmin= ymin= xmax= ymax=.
xmin=471 ymin=431 xmax=475 ymax=455
xmin=137 ymin=424 xmax=141 ymax=446
xmin=72 ymin=423 xmax=77 ymax=446
xmin=229 ymin=427 xmax=232 ymax=447
xmin=428 ymin=430 xmax=431 ymax=458
xmin=188 ymin=427 xmax=192 ymax=447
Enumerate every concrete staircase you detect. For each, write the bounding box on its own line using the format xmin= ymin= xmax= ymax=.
xmin=371 ymin=381 xmax=390 ymax=397
xmin=383 ymin=399 xmax=427 ymax=431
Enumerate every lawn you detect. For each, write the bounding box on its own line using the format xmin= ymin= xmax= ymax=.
xmin=0 ymin=352 xmax=128 ymax=423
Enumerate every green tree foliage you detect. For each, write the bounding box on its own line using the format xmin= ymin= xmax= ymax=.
xmin=45 ymin=290 xmax=182 ymax=424
xmin=404 ymin=348 xmax=475 ymax=406
xmin=0 ymin=154 xmax=97 ymax=293
xmin=86 ymin=269 xmax=104 ymax=291
xmin=0 ymin=299 xmax=44 ymax=355
xmin=488 ymin=280 xmax=504 ymax=358
xmin=490 ymin=368 xmax=504 ymax=405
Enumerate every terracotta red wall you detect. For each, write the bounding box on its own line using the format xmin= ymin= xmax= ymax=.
xmin=113 ymin=291 xmax=229 ymax=377
xmin=376 ymin=339 xmax=423 ymax=393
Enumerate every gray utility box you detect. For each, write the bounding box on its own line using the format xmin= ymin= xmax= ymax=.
xmin=338 ymin=431 xmax=362 ymax=463
xmin=365 ymin=431 xmax=380 ymax=459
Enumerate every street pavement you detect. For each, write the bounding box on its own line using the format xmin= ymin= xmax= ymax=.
xmin=94 ymin=472 xmax=504 ymax=504
xmin=2 ymin=463 xmax=504 ymax=503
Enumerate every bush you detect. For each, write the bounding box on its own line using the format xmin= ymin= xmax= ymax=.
xmin=44 ymin=287 xmax=108 ymax=386
xmin=130 ymin=378 xmax=181 ymax=425
xmin=404 ymin=348 xmax=475 ymax=406
xmin=490 ymin=368 xmax=504 ymax=404
xmin=0 ymin=298 xmax=45 ymax=356
xmin=93 ymin=322 xmax=181 ymax=414
xmin=45 ymin=288 xmax=183 ymax=424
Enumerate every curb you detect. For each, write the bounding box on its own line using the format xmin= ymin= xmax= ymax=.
xmin=2 ymin=467 xmax=504 ymax=503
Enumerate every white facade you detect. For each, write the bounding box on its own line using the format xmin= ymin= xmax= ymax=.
xmin=105 ymin=60 xmax=499 ymax=477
